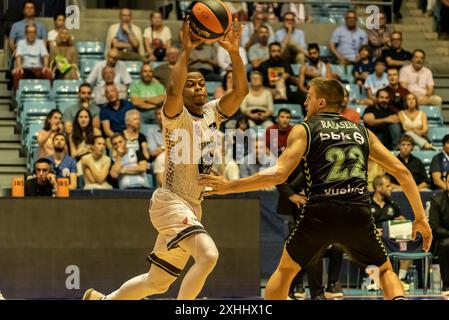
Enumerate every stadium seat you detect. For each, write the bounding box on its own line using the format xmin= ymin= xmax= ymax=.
xmin=16 ymin=79 xmax=51 ymax=104
xmin=150 ymin=61 xmax=166 ymax=69
xmin=205 ymin=81 xmax=221 ymax=98
xmin=345 ymin=84 xmax=362 ymax=102
xmin=23 ymin=122 xmax=43 ymax=149
xmin=428 ymin=127 xmax=449 ymax=147
xmin=52 ymin=80 xmax=82 ymax=102
xmin=80 ymin=59 xmax=101 ymax=79
xmin=421 ymin=106 xmax=444 ymax=127
xmin=319 ymin=45 xmax=333 ymax=60
xmin=412 ymin=150 xmax=438 ymax=175
xmin=291 ymin=64 xmax=302 ymax=76
xmin=345 ymin=64 xmax=354 ymax=83
xmin=124 ymin=60 xmax=143 ymax=79
xmin=76 ymin=41 xmax=105 ymax=59
xmin=273 ymin=103 xmax=304 ymax=123
xmin=57 ymin=101 xmax=76 ymax=114
xmin=20 ymin=101 xmax=56 ymax=125
xmin=330 ymin=64 xmax=346 ymax=81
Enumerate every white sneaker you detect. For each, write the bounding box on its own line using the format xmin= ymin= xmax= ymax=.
xmin=0 ymin=292 xmax=5 ymax=300
xmin=442 ymin=289 xmax=449 ymax=296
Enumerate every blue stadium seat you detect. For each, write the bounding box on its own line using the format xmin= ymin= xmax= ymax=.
xmin=52 ymin=80 xmax=82 ymax=102
xmin=124 ymin=60 xmax=143 ymax=79
xmin=16 ymin=79 xmax=51 ymax=104
xmin=20 ymin=101 xmax=56 ymax=125
xmin=412 ymin=150 xmax=438 ymax=175
xmin=80 ymin=59 xmax=101 ymax=79
xmin=206 ymin=81 xmax=221 ymax=97
xmin=23 ymin=122 xmax=43 ymax=149
xmin=345 ymin=64 xmax=354 ymax=83
xmin=273 ymin=103 xmax=303 ymax=123
xmin=428 ymin=127 xmax=449 ymax=147
xmin=76 ymin=41 xmax=105 ymax=59
xmin=150 ymin=61 xmax=166 ymax=69
xmin=331 ymin=64 xmax=346 ymax=81
xmin=421 ymin=106 xmax=444 ymax=127
xmin=345 ymin=84 xmax=364 ymax=102
xmin=319 ymin=45 xmax=333 ymax=60
xmin=57 ymin=101 xmax=76 ymax=114
xmin=291 ymin=64 xmax=302 ymax=76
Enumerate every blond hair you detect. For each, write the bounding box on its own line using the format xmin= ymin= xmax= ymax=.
xmin=308 ymin=78 xmax=345 ymax=108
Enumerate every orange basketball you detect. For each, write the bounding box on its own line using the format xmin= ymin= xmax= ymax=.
xmin=189 ymin=0 xmax=232 ymax=41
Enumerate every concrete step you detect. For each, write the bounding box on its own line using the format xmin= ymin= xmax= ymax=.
xmin=0 ymin=148 xmax=21 ymax=159
xmin=400 ymin=16 xmax=434 ymax=25
xmin=435 ymin=78 xmax=449 ymax=87
xmin=0 ymin=111 xmax=16 ymax=120
xmin=428 ymin=63 xmax=449 ymax=75
xmin=0 ymin=103 xmax=11 ymax=112
xmin=405 ymin=8 xmax=427 ymax=17
xmin=0 ymin=134 xmax=20 ymax=143
xmin=0 ymin=125 xmax=15 ymax=136
xmin=0 ymin=158 xmax=26 ymax=165
xmin=0 ymin=166 xmax=27 ymax=174
xmin=435 ymin=87 xmax=449 ymax=102
xmin=404 ymin=2 xmax=419 ymax=10
xmin=394 ymin=24 xmax=435 ymax=33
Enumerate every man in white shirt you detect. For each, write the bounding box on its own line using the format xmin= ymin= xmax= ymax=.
xmin=399 ymin=49 xmax=442 ymax=106
xmin=12 ymin=24 xmax=52 ymax=91
xmin=217 ymin=45 xmax=248 ymax=77
xmin=87 ymin=48 xmax=132 ymax=87
xmin=105 ymin=8 xmax=144 ymax=61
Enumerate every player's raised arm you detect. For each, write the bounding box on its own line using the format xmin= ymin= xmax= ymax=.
xmin=368 ymin=129 xmax=432 ymax=251
xmin=217 ymin=20 xmax=249 ymax=117
xmin=199 ymin=125 xmax=307 ymax=194
xmin=163 ymin=19 xmax=204 ymax=118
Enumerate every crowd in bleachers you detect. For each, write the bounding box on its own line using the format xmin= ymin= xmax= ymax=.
xmin=2 ymin=0 xmax=448 ymax=194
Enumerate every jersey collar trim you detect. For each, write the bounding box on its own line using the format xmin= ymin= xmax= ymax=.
xmin=187 ymin=110 xmax=204 ymax=118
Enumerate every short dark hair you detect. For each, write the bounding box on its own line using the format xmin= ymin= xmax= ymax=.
xmin=52 ymin=133 xmax=67 ymax=144
xmin=23 ymin=1 xmax=36 ymax=9
xmin=376 ymin=87 xmax=390 ymax=98
xmin=34 ymin=158 xmax=52 ymax=168
xmin=374 ymin=57 xmax=386 ymax=66
xmin=259 ymin=24 xmax=269 ymax=32
xmin=387 ymin=67 xmax=399 ymax=74
xmin=93 ymin=135 xmax=105 ymax=144
xmin=54 ymin=13 xmax=65 ymax=21
xmin=443 ymin=134 xmax=449 ymax=145
xmin=413 ymin=49 xmax=426 ymax=59
xmin=43 ymin=109 xmax=62 ymax=131
xmin=79 ymin=83 xmax=92 ymax=93
xmin=282 ymin=11 xmax=296 ymax=19
xmin=111 ymin=133 xmax=125 ymax=143
xmin=308 ymin=43 xmax=320 ymax=52
xmin=269 ymin=42 xmax=282 ymax=50
xmin=399 ymin=135 xmax=414 ymax=145
xmin=277 ymin=108 xmax=292 ymax=117
xmin=358 ymin=45 xmax=372 ymax=56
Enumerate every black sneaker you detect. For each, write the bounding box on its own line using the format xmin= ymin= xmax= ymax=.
xmin=325 ymin=283 xmax=344 ymax=298
xmin=291 ymin=284 xmax=306 ymax=299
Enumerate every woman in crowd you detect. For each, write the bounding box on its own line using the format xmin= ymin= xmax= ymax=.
xmin=69 ymin=109 xmax=102 ymax=162
xmin=49 ymin=27 xmax=79 ymax=80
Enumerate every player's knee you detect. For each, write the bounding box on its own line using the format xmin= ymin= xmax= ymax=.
xmin=197 ymin=249 xmax=219 ymax=270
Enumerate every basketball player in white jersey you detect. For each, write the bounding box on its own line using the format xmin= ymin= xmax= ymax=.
xmin=83 ymin=19 xmax=248 ymax=300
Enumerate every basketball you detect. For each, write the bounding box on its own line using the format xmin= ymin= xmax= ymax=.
xmin=188 ymin=0 xmax=232 ymax=41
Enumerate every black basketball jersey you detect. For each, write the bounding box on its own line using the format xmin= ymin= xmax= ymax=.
xmin=300 ymin=112 xmax=371 ymax=204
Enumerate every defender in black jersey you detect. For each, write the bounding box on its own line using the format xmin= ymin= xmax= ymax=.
xmin=200 ymin=78 xmax=432 ymax=300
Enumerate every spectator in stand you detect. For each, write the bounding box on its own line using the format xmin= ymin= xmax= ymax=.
xmin=400 ymin=49 xmax=442 ymax=106
xmin=63 ymin=83 xmax=100 ymax=135
xmin=12 ymin=24 xmax=52 ymax=91
xmin=47 ymin=133 xmax=77 ymax=190
xmin=47 ymin=14 xmax=67 ymax=48
xmin=429 ymin=171 xmax=449 ymax=296
xmin=280 ymin=2 xmax=313 ymax=24
xmin=398 ymin=93 xmax=435 ymax=150
xmin=248 ymin=25 xmax=270 ymax=70
xmin=49 ymin=27 xmax=79 ymax=80
xmin=240 ymin=71 xmax=273 ymax=128
xmin=105 ymin=8 xmax=144 ymax=61
xmin=257 ymin=42 xmax=298 ymax=104
xmin=211 ymin=133 xmax=240 ymax=181
xmin=101 ymin=84 xmax=135 ymax=138
xmin=86 ymin=48 xmax=132 ymax=88
xmin=37 ymin=109 xmax=64 ymax=158
xmin=241 ymin=11 xmax=275 ymax=51
xmin=81 ymin=136 xmax=113 ymax=190
xmin=251 ymin=2 xmax=283 ymax=24
xmin=146 ymin=107 xmax=165 ymax=187
xmin=25 ymin=158 xmax=57 ymax=196
xmin=275 ymin=11 xmax=308 ymax=64
xmin=386 ymin=135 xmax=430 ymax=190
xmin=384 ymin=67 xmax=409 ymax=113
xmin=129 ymin=63 xmax=166 ymax=123
xmin=92 ymin=66 xmax=128 ymax=106
xmin=143 ymin=11 xmax=172 ymax=61
xmin=110 ymin=133 xmax=150 ymax=189
xmin=69 ymin=109 xmax=102 ymax=163
xmin=265 ymin=108 xmax=293 ymax=156
xmin=224 ymin=1 xmax=248 ymax=21
xmin=123 ymin=109 xmax=150 ymax=161
xmin=367 ymin=11 xmax=393 ymax=58
xmin=8 ymin=1 xmax=47 ymax=54
xmin=430 ymin=134 xmax=449 ymax=190
xmin=339 ymin=88 xmax=360 ymax=124
xmin=363 ymin=88 xmax=401 ymax=150
xmin=153 ymin=46 xmax=179 ymax=88
xmin=353 ymin=45 xmax=375 ymax=87
xmin=239 ymin=139 xmax=276 ymax=179
xmin=189 ymin=43 xmax=221 ymax=82
xmin=231 ymin=116 xmax=252 ymax=163
xmin=440 ymin=0 xmax=449 ymax=40
xmin=217 ymin=43 xmax=247 ymax=77
xmin=364 ymin=58 xmax=389 ymax=105
xmin=329 ymin=10 xmax=368 ymax=65
xmin=381 ymin=31 xmax=412 ymax=70
xmin=214 ymin=71 xmax=233 ymax=100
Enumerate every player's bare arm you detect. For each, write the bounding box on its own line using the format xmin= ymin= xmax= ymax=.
xmin=217 ymin=20 xmax=249 ymax=116
xmin=199 ymin=125 xmax=307 ymax=195
xmin=367 ymin=129 xmax=432 ymax=251
xmin=163 ymin=18 xmax=204 ymax=118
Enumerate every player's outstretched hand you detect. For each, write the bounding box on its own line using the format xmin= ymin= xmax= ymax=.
xmin=218 ymin=18 xmax=242 ymax=54
xmin=182 ymin=17 xmax=204 ymax=50
xmin=198 ymin=174 xmax=231 ymax=196
xmin=412 ymin=218 xmax=433 ymax=252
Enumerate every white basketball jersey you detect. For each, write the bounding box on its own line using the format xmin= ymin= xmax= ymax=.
xmin=161 ymin=99 xmax=226 ymax=204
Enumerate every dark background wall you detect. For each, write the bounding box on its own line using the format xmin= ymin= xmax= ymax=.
xmin=0 ymin=197 xmax=260 ymax=299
